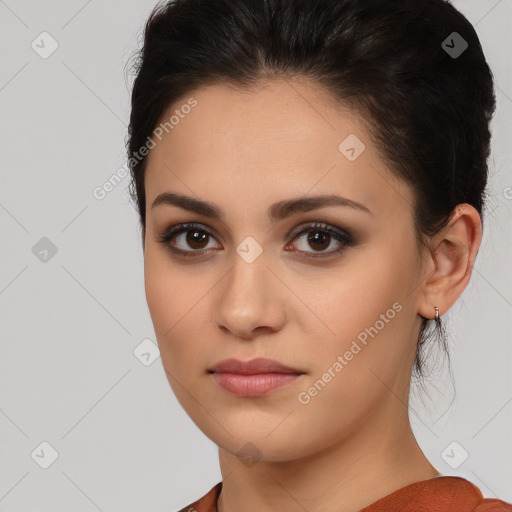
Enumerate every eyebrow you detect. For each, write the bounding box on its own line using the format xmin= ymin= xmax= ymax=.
xmin=151 ymin=191 xmax=372 ymax=222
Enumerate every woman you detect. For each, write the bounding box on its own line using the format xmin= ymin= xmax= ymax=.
xmin=126 ymin=0 xmax=511 ymax=510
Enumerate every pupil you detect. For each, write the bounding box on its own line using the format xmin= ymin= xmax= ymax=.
xmin=187 ymin=230 xmax=208 ymax=249
xmin=308 ymin=231 xmax=329 ymax=251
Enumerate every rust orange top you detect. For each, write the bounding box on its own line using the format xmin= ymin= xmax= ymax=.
xmin=177 ymin=477 xmax=512 ymax=512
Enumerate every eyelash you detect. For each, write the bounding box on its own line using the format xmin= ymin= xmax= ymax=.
xmin=157 ymin=222 xmax=356 ymax=260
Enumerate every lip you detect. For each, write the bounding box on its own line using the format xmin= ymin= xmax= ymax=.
xmin=211 ymin=372 xmax=302 ymax=397
xmin=208 ymin=357 xmax=304 ymax=375
xmin=208 ymin=358 xmax=305 ymax=397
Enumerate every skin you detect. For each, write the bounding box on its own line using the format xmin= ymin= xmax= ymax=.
xmin=142 ymin=77 xmax=482 ymax=512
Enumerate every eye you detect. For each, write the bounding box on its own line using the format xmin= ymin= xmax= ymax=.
xmin=157 ymin=221 xmax=355 ymax=259
xmin=285 ymin=222 xmax=355 ymax=258
xmin=157 ymin=223 xmax=221 ymax=258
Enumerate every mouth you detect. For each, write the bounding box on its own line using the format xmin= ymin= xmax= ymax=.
xmin=208 ymin=357 xmax=305 ymax=375
xmin=209 ymin=372 xmax=303 ymax=397
xmin=207 ymin=358 xmax=305 ymax=397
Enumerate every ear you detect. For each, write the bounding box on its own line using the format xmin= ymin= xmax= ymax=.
xmin=417 ymin=203 xmax=482 ymax=320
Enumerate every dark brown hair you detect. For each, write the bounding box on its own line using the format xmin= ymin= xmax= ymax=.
xmin=125 ymin=0 xmax=496 ymax=380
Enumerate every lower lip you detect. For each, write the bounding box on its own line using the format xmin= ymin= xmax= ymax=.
xmin=211 ymin=372 xmax=302 ymax=397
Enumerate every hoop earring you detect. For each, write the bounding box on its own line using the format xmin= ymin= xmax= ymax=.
xmin=434 ymin=306 xmax=439 ymax=321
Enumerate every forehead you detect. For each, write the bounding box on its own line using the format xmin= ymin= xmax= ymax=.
xmin=144 ymin=78 xmax=414 ymax=221
xmin=147 ymin=78 xmax=362 ymax=168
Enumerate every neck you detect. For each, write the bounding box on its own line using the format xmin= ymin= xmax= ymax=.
xmin=217 ymin=407 xmax=439 ymax=512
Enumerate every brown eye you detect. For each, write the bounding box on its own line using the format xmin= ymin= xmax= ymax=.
xmin=158 ymin=221 xmax=355 ymax=260
xmin=158 ymin=223 xmax=221 ymax=258
xmin=286 ymin=222 xmax=356 ymax=258
xmin=305 ymin=230 xmax=331 ymax=251
xmin=184 ymin=229 xmax=210 ymax=250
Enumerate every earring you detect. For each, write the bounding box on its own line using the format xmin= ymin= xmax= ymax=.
xmin=434 ymin=306 xmax=439 ymax=321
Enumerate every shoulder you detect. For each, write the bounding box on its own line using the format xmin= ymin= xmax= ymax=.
xmin=435 ymin=477 xmax=512 ymax=512
xmin=177 ymin=478 xmax=512 ymax=512
xmin=361 ymin=476 xmax=512 ymax=512
xmin=177 ymin=482 xmax=222 ymax=512
xmin=472 ymin=497 xmax=512 ymax=512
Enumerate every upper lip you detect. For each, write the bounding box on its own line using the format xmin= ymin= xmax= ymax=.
xmin=208 ymin=357 xmax=304 ymax=375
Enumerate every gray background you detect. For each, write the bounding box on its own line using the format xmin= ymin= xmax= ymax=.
xmin=0 ymin=0 xmax=511 ymax=510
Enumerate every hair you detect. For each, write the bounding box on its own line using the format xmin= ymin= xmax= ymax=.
xmin=125 ymin=0 xmax=496 ymax=381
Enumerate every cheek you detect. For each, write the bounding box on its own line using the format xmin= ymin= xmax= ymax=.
xmin=143 ymin=248 xmax=211 ymax=372
xmin=305 ymin=240 xmax=417 ymax=374
xmin=300 ymin=257 xmax=398 ymax=337
xmin=144 ymin=244 xmax=193 ymax=324
xmin=144 ymin=250 xmax=173 ymax=334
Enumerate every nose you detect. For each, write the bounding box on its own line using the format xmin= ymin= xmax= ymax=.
xmin=212 ymin=250 xmax=287 ymax=340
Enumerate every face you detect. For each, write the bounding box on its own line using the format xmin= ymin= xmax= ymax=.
xmin=143 ymin=78 xmax=427 ymax=462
